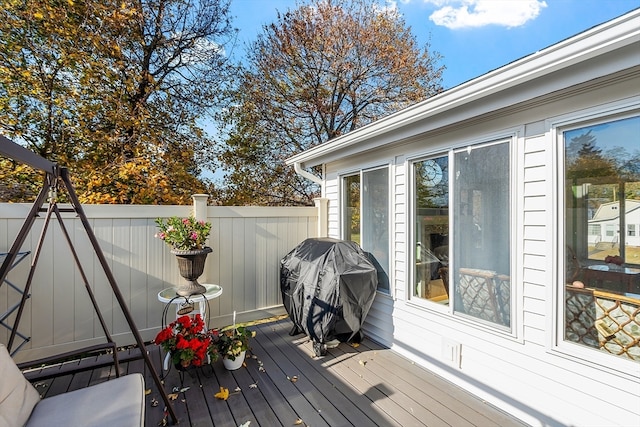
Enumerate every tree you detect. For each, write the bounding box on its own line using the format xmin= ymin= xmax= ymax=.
xmin=0 ymin=0 xmax=236 ymax=203
xmin=215 ymin=0 xmax=444 ymax=206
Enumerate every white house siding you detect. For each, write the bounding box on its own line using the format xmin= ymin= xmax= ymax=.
xmin=320 ymin=67 xmax=640 ymax=425
xmin=0 ymin=204 xmax=317 ymax=362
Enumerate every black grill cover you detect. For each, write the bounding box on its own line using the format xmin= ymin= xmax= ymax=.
xmin=280 ymin=238 xmax=378 ymax=347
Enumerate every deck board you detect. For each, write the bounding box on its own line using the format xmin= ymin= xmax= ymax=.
xmin=258 ymin=320 xmax=398 ymax=427
xmin=26 ymin=318 xmax=529 ymax=427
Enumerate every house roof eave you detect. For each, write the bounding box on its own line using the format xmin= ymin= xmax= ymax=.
xmin=286 ymin=9 xmax=640 ymax=169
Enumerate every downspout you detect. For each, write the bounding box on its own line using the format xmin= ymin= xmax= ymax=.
xmin=293 ymin=162 xmax=323 ymax=187
xmin=293 ymin=162 xmax=328 ymax=238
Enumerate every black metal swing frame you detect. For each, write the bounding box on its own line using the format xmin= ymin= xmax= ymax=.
xmin=0 ymin=135 xmax=179 ymax=424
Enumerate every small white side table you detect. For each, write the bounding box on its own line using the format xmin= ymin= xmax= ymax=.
xmin=157 ymin=284 xmax=223 ymax=370
xmin=157 ymin=284 xmax=223 ymax=320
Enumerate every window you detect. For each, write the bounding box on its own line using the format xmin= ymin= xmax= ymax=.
xmin=413 ymin=156 xmax=449 ymax=302
xmin=453 ymin=141 xmax=511 ymax=327
xmin=563 ymin=115 xmax=640 ymax=362
xmin=342 ymin=167 xmax=390 ymax=293
xmin=412 ymin=140 xmax=512 ymax=329
xmin=343 ymin=175 xmax=361 ymax=245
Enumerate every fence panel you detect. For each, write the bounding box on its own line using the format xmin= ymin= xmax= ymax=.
xmin=0 ymin=203 xmax=317 ymax=361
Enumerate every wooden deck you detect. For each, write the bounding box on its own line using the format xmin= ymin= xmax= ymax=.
xmin=27 ymin=318 xmax=528 ymax=427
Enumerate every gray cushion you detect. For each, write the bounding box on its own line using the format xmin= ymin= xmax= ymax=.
xmin=0 ymin=344 xmax=41 ymax=427
xmin=25 ymin=373 xmax=145 ymax=427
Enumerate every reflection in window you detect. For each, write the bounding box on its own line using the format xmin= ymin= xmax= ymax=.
xmin=413 ymin=156 xmax=449 ymax=303
xmin=342 ymin=168 xmax=390 ymax=293
xmin=564 ymin=115 xmax=640 ymax=362
xmin=453 ymin=141 xmax=511 ymax=328
xmin=343 ymin=174 xmax=360 ymax=245
xmin=362 ymin=168 xmax=390 ymax=293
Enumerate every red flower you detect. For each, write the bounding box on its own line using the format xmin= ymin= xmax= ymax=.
xmin=154 ymin=326 xmax=174 ymax=344
xmin=176 ymin=315 xmax=192 ymax=329
xmin=155 ymin=314 xmax=215 ymax=367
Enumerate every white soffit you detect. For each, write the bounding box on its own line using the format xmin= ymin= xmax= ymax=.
xmin=286 ymin=9 xmax=640 ymax=168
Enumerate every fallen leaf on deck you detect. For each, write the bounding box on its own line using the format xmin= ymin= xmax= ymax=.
xmin=235 ymin=386 xmax=242 ymax=392
xmin=238 ymin=422 xmax=251 ymax=427
xmin=167 ymin=393 xmax=179 ymax=400
xmin=351 ymin=343 xmax=360 ymax=348
xmin=249 ymin=383 xmax=258 ymax=389
xmin=145 ymin=389 xmax=151 ymax=395
xmin=215 ymin=386 xmax=230 ymax=400
xmin=151 ymin=398 xmax=159 ymax=407
xmin=294 ymin=419 xmax=303 ymax=425
xmin=358 ymin=360 xmax=367 ymax=366
xmin=179 ymin=387 xmax=190 ymax=393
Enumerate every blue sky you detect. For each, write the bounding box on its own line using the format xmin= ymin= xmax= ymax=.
xmin=228 ymin=0 xmax=640 ymax=89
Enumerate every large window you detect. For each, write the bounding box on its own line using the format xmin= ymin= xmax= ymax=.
xmin=412 ymin=140 xmax=512 ymax=329
xmin=342 ymin=167 xmax=390 ymax=293
xmin=453 ymin=141 xmax=511 ymax=327
xmin=563 ymin=115 xmax=640 ymax=362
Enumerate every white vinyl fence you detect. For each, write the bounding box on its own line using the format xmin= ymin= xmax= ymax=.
xmin=0 ymin=200 xmax=317 ymax=361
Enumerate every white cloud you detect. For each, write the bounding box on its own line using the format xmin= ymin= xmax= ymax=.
xmin=425 ymin=0 xmax=547 ymax=29
xmin=376 ymin=1 xmax=400 ymax=16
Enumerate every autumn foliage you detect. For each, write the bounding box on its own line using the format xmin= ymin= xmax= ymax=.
xmin=0 ymin=0 xmax=235 ymax=203
xmin=216 ymin=0 xmax=444 ymax=205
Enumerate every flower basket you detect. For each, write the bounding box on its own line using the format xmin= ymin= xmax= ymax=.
xmin=154 ymin=314 xmax=214 ymax=368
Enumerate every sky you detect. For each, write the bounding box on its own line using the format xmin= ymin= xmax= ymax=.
xmin=227 ymin=0 xmax=640 ymax=90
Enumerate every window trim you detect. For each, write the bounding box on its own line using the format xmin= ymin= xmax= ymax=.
xmin=406 ymin=130 xmax=520 ymax=340
xmin=339 ymin=164 xmax=392 ymax=295
xmin=551 ymin=99 xmax=640 ymax=376
xmin=408 ymin=152 xmax=450 ymax=311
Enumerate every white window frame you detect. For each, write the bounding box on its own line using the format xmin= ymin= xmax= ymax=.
xmin=551 ymin=98 xmax=640 ymax=377
xmin=339 ymin=164 xmax=392 ymax=295
xmin=406 ymin=130 xmax=519 ymax=339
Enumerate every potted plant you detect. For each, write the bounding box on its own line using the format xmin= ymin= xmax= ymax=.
xmin=216 ymin=325 xmax=256 ymax=370
xmin=155 ymin=216 xmax=212 ymax=296
xmin=154 ymin=314 xmax=213 ymax=369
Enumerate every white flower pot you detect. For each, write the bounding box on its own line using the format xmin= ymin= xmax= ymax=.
xmin=222 ymin=350 xmax=246 ymax=370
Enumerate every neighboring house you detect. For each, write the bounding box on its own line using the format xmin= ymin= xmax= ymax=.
xmin=588 ymin=200 xmax=640 ymax=248
xmin=287 ymin=10 xmax=640 ymax=427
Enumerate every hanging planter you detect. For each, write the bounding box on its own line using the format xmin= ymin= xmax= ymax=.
xmin=171 ymin=247 xmax=213 ymax=296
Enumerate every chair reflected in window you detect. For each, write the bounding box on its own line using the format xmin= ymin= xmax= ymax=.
xmin=566 ymin=285 xmax=640 ymax=361
xmin=457 ymin=268 xmax=510 ymax=327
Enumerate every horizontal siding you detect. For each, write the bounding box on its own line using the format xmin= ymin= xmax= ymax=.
xmin=322 ymin=74 xmax=640 ymax=426
xmin=0 ymin=204 xmax=317 ymax=361
xmin=521 ymin=132 xmax=549 ymax=353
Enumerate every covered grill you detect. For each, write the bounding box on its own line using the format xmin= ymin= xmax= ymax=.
xmin=280 ymin=238 xmax=378 ymax=356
